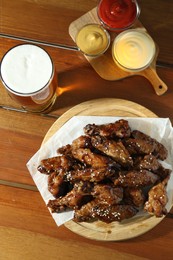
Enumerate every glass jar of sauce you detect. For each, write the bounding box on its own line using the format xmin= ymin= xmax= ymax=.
xmin=112 ymin=29 xmax=156 ymax=72
xmin=75 ymin=24 xmax=110 ymax=56
xmin=97 ymin=0 xmax=140 ymax=31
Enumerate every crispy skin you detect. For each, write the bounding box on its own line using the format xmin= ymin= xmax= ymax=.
xmin=71 ymin=135 xmax=92 ymax=149
xmin=137 ymin=154 xmax=171 ymax=180
xmin=124 ymin=138 xmax=155 ymax=155
xmin=84 ymin=119 xmax=131 ymax=138
xmin=72 ymin=148 xmax=117 ymax=168
xmin=48 ymin=170 xmax=68 ymax=197
xmin=114 ymin=170 xmax=159 ymax=188
xmin=58 ymin=135 xmax=92 ymax=155
xmin=92 ymin=204 xmax=138 ymax=223
xmin=65 ymin=167 xmax=117 ymax=183
xmin=137 ymin=154 xmax=160 ymax=171
xmin=74 ymin=200 xmax=98 ymax=222
xmin=91 ymin=135 xmax=133 ymax=168
xmin=124 ymin=188 xmax=145 ymax=207
xmin=74 ymin=200 xmax=138 ymax=223
xmin=37 ymin=155 xmax=73 ymax=174
xmin=132 ymin=130 xmax=168 ymax=160
xmin=144 ymin=176 xmax=170 ymax=217
xmin=47 ymin=181 xmax=93 ymax=213
xmin=91 ymin=184 xmax=123 ymax=205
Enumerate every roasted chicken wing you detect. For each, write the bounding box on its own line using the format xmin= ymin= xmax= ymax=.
xmin=72 ymin=148 xmax=117 ymax=168
xmin=37 ymin=155 xmax=74 ymax=174
xmin=48 ymin=170 xmax=68 ymax=197
xmin=92 ymin=203 xmax=138 ymax=223
xmin=91 ymin=184 xmax=123 ymax=205
xmin=84 ymin=119 xmax=131 ymax=138
xmin=58 ymin=135 xmax=92 ymax=155
xmin=124 ymin=188 xmax=145 ymax=207
xmin=74 ymin=200 xmax=138 ymax=223
xmin=65 ymin=167 xmax=117 ymax=183
xmin=124 ymin=138 xmax=155 ymax=156
xmin=114 ymin=170 xmax=159 ymax=188
xmin=131 ymin=130 xmax=168 ymax=160
xmin=144 ymin=176 xmax=170 ymax=217
xmin=91 ymin=135 xmax=133 ymax=168
xmin=47 ymin=181 xmax=93 ymax=213
xmin=137 ymin=154 xmax=171 ymax=180
xmin=74 ymin=199 xmax=98 ymax=222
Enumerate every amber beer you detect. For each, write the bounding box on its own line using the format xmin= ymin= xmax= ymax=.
xmin=0 ymin=44 xmax=57 ymax=112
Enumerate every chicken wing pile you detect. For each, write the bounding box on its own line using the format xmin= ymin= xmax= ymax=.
xmin=37 ymin=119 xmax=171 ymax=223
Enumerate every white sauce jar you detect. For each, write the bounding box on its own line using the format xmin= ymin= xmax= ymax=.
xmin=112 ymin=29 xmax=156 ymax=72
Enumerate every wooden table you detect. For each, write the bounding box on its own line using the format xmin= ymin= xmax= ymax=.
xmin=0 ymin=1 xmax=173 ymax=259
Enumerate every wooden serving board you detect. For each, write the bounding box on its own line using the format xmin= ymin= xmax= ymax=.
xmin=42 ymin=98 xmax=169 ymax=241
xmin=69 ymin=7 xmax=168 ymax=96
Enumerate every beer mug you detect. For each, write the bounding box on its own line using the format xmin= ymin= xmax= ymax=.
xmin=0 ymin=44 xmax=58 ymax=113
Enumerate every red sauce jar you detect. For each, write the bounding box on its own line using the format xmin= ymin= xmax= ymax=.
xmin=97 ymin=0 xmax=140 ymax=31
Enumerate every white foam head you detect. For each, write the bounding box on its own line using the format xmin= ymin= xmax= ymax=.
xmin=0 ymin=44 xmax=53 ymax=95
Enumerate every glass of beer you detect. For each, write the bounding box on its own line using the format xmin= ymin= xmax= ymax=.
xmin=0 ymin=44 xmax=57 ymax=113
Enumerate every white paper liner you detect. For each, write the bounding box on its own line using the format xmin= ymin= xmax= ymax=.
xmin=27 ymin=116 xmax=173 ymax=226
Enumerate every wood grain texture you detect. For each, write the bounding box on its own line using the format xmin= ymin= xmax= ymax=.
xmin=0 ymin=109 xmax=56 ymax=185
xmin=0 ymin=226 xmax=148 ymax=260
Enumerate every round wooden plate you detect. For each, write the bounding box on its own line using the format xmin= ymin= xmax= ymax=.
xmin=43 ymin=98 xmax=165 ymax=241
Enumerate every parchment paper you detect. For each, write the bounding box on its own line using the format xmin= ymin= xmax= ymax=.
xmin=27 ymin=116 xmax=173 ymax=226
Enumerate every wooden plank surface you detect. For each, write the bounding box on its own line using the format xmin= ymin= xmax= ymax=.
xmin=0 ymin=1 xmax=173 ymax=259
xmin=0 ymin=109 xmax=56 ymax=186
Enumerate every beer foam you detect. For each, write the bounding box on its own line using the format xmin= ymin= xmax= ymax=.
xmin=1 ymin=44 xmax=53 ymax=95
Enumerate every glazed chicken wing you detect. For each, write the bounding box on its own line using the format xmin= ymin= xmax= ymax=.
xmin=65 ymin=167 xmax=117 ymax=183
xmin=124 ymin=138 xmax=155 ymax=156
xmin=91 ymin=135 xmax=133 ymax=168
xmin=132 ymin=130 xmax=168 ymax=160
xmin=58 ymin=135 xmax=92 ymax=155
xmin=74 ymin=199 xmax=98 ymax=222
xmin=137 ymin=154 xmax=171 ymax=180
xmin=72 ymin=148 xmax=117 ymax=168
xmin=37 ymin=155 xmax=74 ymax=174
xmin=91 ymin=184 xmax=123 ymax=205
xmin=47 ymin=181 xmax=93 ymax=213
xmin=124 ymin=188 xmax=145 ymax=207
xmin=114 ymin=169 xmax=159 ymax=188
xmin=48 ymin=170 xmax=69 ymax=197
xmin=137 ymin=154 xmax=160 ymax=171
xmin=84 ymin=119 xmax=131 ymax=138
xmin=74 ymin=200 xmax=138 ymax=223
xmin=92 ymin=203 xmax=138 ymax=223
xmin=144 ymin=176 xmax=170 ymax=217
